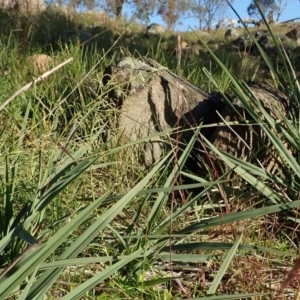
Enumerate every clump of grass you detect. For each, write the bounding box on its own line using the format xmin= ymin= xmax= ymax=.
xmin=1 ymin=2 xmax=300 ymax=299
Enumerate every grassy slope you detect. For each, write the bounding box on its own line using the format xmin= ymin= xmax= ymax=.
xmin=0 ymin=8 xmax=300 ymax=300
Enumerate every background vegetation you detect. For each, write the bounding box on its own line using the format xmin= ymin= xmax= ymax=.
xmin=0 ymin=1 xmax=300 ymax=299
xmin=56 ymin=0 xmax=289 ymax=30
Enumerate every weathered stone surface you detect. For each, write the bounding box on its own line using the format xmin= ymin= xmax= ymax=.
xmin=181 ymin=41 xmax=189 ymax=48
xmin=193 ymin=30 xmax=211 ymax=39
xmin=233 ymin=30 xmax=296 ymax=53
xmin=233 ymin=31 xmax=270 ymax=51
xmin=25 ymin=54 xmax=52 ymax=75
xmin=286 ymin=28 xmax=300 ymax=41
xmin=253 ymin=30 xmax=268 ymax=38
xmin=233 ymin=31 xmax=267 ymax=51
xmin=104 ymin=57 xmax=293 ymax=174
xmin=103 ymin=56 xmax=223 ymax=166
xmin=233 ymin=34 xmax=253 ymax=50
xmin=286 ymin=28 xmax=300 ymax=46
xmin=146 ymin=23 xmax=166 ymax=37
xmin=209 ymin=83 xmax=291 ymax=175
xmin=224 ymin=28 xmax=239 ymax=41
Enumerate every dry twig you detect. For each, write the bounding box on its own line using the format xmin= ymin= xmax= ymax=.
xmin=0 ymin=57 xmax=73 ymax=112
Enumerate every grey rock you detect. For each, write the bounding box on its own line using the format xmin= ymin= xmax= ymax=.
xmin=210 ymin=83 xmax=291 ymax=175
xmin=146 ymin=23 xmax=166 ymax=37
xmin=224 ymin=28 xmax=239 ymax=41
xmin=234 ymin=32 xmax=273 ymax=52
xmin=276 ymin=34 xmax=289 ymax=43
xmin=103 ymin=57 xmax=293 ymax=176
xmin=286 ymin=28 xmax=300 ymax=42
xmin=233 ymin=34 xmax=253 ymax=50
xmin=257 ymin=35 xmax=271 ymax=50
xmin=253 ymin=30 xmax=268 ymax=38
xmin=193 ymin=30 xmax=212 ymax=39
xmin=263 ymin=34 xmax=295 ymax=53
xmin=25 ymin=54 xmax=52 ymax=75
xmin=103 ymin=56 xmax=221 ymax=166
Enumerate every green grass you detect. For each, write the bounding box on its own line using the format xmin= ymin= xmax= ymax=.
xmin=0 ymin=5 xmax=300 ymax=300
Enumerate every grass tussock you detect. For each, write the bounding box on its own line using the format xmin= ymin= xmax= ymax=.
xmin=0 ymin=4 xmax=300 ymax=300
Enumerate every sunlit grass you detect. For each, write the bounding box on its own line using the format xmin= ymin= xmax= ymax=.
xmin=0 ymin=4 xmax=300 ymax=300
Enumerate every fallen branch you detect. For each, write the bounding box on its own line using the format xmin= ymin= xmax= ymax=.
xmin=0 ymin=57 xmax=73 ymax=112
xmin=280 ymin=17 xmax=300 ymax=24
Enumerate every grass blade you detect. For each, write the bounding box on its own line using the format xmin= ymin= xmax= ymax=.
xmin=207 ymin=234 xmax=243 ymax=295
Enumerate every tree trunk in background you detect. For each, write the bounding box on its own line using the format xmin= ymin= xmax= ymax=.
xmin=115 ymin=0 xmax=124 ymax=20
xmin=84 ymin=0 xmax=95 ymax=10
xmin=69 ymin=0 xmax=79 ymax=10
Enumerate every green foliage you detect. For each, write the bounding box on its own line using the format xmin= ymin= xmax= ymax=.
xmin=0 ymin=4 xmax=300 ymax=300
xmin=247 ymin=0 xmax=279 ymax=19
